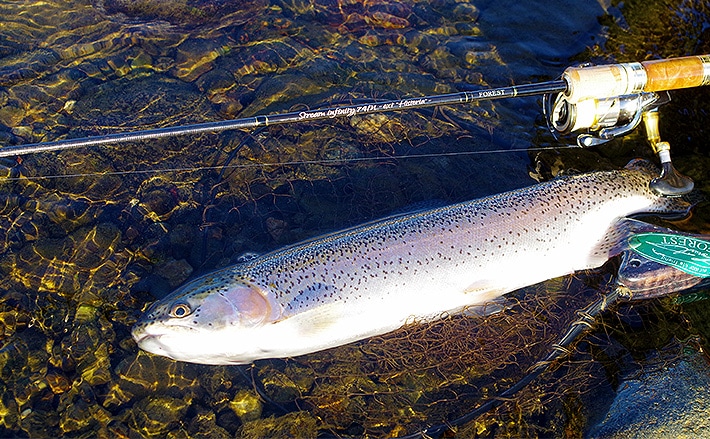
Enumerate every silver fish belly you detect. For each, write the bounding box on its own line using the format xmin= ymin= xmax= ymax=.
xmin=132 ymin=160 xmax=689 ymax=365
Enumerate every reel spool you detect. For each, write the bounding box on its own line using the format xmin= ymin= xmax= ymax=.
xmin=544 ymin=56 xmax=710 ymax=196
xmin=546 ymin=91 xmax=665 ymax=147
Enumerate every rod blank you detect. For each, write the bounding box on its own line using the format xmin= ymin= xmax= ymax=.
xmin=0 ymin=80 xmax=567 ymax=158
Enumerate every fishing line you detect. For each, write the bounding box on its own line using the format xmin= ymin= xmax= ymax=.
xmin=3 ymin=145 xmax=575 ymax=182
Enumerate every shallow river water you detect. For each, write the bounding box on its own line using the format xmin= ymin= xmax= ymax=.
xmin=1 ymin=0 xmax=710 ymax=437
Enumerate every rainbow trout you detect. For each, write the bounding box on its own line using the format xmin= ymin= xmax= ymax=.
xmin=132 ymin=160 xmax=690 ymax=365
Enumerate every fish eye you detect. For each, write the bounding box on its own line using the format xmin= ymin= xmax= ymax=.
xmin=169 ymin=303 xmax=192 ymax=318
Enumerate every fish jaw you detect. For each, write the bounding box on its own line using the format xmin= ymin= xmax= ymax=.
xmin=131 ymin=273 xmax=283 ymax=364
xmin=132 ymin=322 xmax=270 ymax=365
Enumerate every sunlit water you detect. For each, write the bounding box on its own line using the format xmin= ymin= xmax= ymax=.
xmin=1 ymin=0 xmax=709 ymax=437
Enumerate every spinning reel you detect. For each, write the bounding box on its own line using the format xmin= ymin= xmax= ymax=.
xmin=544 ymin=56 xmax=710 ymax=196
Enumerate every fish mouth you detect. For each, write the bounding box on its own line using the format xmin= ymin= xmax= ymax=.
xmin=131 ymin=330 xmax=168 ymax=356
xmin=131 ymin=323 xmax=163 ymax=347
xmin=131 ymin=329 xmax=155 ymax=346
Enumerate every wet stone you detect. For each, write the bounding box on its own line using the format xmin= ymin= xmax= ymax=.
xmin=215 ymin=407 xmax=240 ymax=434
xmin=349 ymin=113 xmax=403 ymax=143
xmin=451 ymin=3 xmax=479 ymax=22
xmin=0 ymin=100 xmax=24 ymax=127
xmin=22 ymin=408 xmax=60 ymax=438
xmin=248 ymin=73 xmax=324 ymax=115
xmin=0 ymin=87 xmax=8 ymax=106
xmin=78 ymin=343 xmax=112 ymax=387
xmin=129 ymin=51 xmax=154 ymax=71
xmin=45 ymin=370 xmax=71 ymax=395
xmin=114 ymin=352 xmax=201 ymax=397
xmin=57 ymin=390 xmax=115 ymax=436
xmin=74 ymin=304 xmax=98 ymax=324
xmin=48 ymin=156 xmax=125 ymax=202
xmin=104 ymin=419 xmax=132 ymax=439
xmin=59 ymin=398 xmax=94 ymax=434
xmin=153 ymin=258 xmax=194 ymax=288
xmin=174 ymin=37 xmax=232 ymax=81
xmin=48 ymin=339 xmax=75 ymax=373
xmin=103 ymin=0 xmax=258 ymax=25
xmin=588 ymin=352 xmax=710 ymax=438
xmin=137 ymin=177 xmax=182 ymax=222
xmin=229 ymin=389 xmax=262 ymax=423
xmin=283 ymin=363 xmax=316 ymax=396
xmin=0 ymin=391 xmax=20 ymax=430
xmin=129 ymin=395 xmax=191 ymax=438
xmin=195 ymin=68 xmax=236 ymax=96
xmin=168 ymin=223 xmax=197 ymax=258
xmin=102 ymin=381 xmax=134 ymax=412
xmin=446 ymin=38 xmax=493 ymax=62
xmin=187 ymin=406 xmax=231 ymax=439
xmin=398 ymin=30 xmax=440 ymax=53
xmin=68 ymin=76 xmax=217 ymax=156
xmin=0 ymin=329 xmax=45 ymax=382
xmin=238 ymin=411 xmax=318 ymax=439
xmin=0 ymin=311 xmax=22 ymax=338
xmin=368 ymin=11 xmax=410 ymax=29
xmin=63 ymin=323 xmax=100 ymax=365
xmin=113 ymin=353 xmax=161 ymax=396
xmin=259 ymin=365 xmax=308 ymax=404
xmin=39 ymin=195 xmax=95 ymax=231
xmin=197 ymin=366 xmax=243 ymax=395
xmin=455 ymin=21 xmax=481 ymax=36
xmin=265 ymin=216 xmax=290 ymax=244
xmin=133 ymin=222 xmax=173 ymax=260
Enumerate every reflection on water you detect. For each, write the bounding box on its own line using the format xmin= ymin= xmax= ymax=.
xmin=0 ymin=0 xmax=709 ymax=437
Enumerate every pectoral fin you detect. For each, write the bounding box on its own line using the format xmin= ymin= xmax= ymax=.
xmin=283 ymin=301 xmax=348 ymax=336
xmin=463 ymin=280 xmax=508 ymax=302
xmin=590 ymin=218 xmax=657 ymax=263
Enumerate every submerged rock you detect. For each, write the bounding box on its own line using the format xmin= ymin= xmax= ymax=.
xmin=587 ymin=352 xmax=710 ymax=439
xmin=128 ymin=395 xmax=192 ymax=438
xmin=238 ymin=411 xmax=318 ymax=439
xmin=229 ymin=389 xmax=262 ymax=423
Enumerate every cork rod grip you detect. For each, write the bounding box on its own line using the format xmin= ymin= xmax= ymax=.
xmin=642 ymin=55 xmax=710 ymax=91
xmin=563 ymin=54 xmax=710 ymax=103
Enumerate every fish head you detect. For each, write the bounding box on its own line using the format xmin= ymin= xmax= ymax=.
xmin=132 ymin=271 xmax=281 ymax=364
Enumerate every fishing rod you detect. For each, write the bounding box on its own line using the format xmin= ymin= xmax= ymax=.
xmin=1 ymin=54 xmax=709 ymax=194
xmin=0 ymin=80 xmax=566 ymax=156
